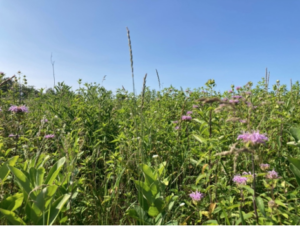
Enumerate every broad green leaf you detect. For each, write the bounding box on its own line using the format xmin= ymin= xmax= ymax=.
xmin=256 ymin=196 xmax=266 ymax=217
xmin=148 ymin=205 xmax=159 ymax=217
xmin=290 ymin=127 xmax=300 ymax=142
xmin=287 ymin=157 xmax=300 ymax=186
xmin=239 ymin=208 xmax=246 ymax=225
xmin=203 ymin=220 xmax=219 ymax=225
xmin=193 ymin=134 xmax=207 ymax=144
xmin=34 ymin=185 xmax=58 ymax=212
xmin=7 ymin=166 xmax=33 ymax=198
xmin=48 ymin=193 xmax=71 ymax=225
xmin=44 ymin=157 xmax=66 ymax=185
xmin=154 ymin=197 xmax=164 ymax=212
xmin=0 ymin=156 xmax=19 ymax=183
xmin=0 ymin=193 xmax=23 ymax=212
xmin=142 ymin=164 xmax=157 ymax=186
xmin=0 ymin=208 xmax=26 ymax=225
xmin=29 ymin=167 xmax=45 ymax=187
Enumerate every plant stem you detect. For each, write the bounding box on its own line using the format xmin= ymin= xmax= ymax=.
xmin=251 ymin=152 xmax=259 ymax=224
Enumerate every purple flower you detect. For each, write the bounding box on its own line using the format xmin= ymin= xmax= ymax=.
xmin=8 ymin=105 xmax=29 ymax=113
xmin=222 ymin=98 xmax=228 ymax=101
xmin=266 ymin=170 xmax=279 ymax=179
xmin=175 ymin=126 xmax=180 ymax=130
xmin=232 ymin=95 xmax=243 ymax=99
xmin=186 ymin=111 xmax=193 ymax=115
xmin=172 ymin=121 xmax=178 ymax=124
xmin=193 ymin=105 xmax=199 ymax=109
xmin=239 ymin=119 xmax=247 ymax=123
xmin=181 ymin=115 xmax=192 ymax=121
xmin=41 ymin=119 xmax=48 ymax=123
xmin=0 ymin=107 xmax=2 ymax=112
xmin=189 ymin=191 xmax=204 ymax=201
xmin=8 ymin=134 xmax=19 ymax=139
xmin=233 ymin=175 xmax=248 ymax=185
xmin=44 ymin=134 xmax=55 ymax=139
xmin=229 ymin=99 xmax=239 ymax=103
xmin=260 ymin=163 xmax=270 ymax=171
xmin=237 ymin=131 xmax=268 ymax=144
xmin=228 ymin=90 xmax=233 ymax=93
xmin=236 ymin=86 xmax=242 ymax=90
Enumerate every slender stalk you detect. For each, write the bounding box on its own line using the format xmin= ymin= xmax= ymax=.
xmin=126 ymin=27 xmax=135 ymax=96
xmin=251 ymin=152 xmax=259 ymax=224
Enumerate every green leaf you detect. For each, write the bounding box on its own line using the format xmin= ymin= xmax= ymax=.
xmin=239 ymin=185 xmax=254 ymax=195
xmin=0 ymin=156 xmax=19 ymax=183
xmin=148 ymin=205 xmax=159 ymax=217
xmin=256 ymin=196 xmax=266 ymax=217
xmin=290 ymin=127 xmax=300 ymax=142
xmin=193 ymin=134 xmax=207 ymax=144
xmin=34 ymin=185 xmax=58 ymax=212
xmin=142 ymin=164 xmax=157 ymax=186
xmin=203 ymin=220 xmax=219 ymax=225
xmin=7 ymin=166 xmax=33 ymax=198
xmin=0 ymin=193 xmax=24 ymax=212
xmin=239 ymin=208 xmax=246 ymax=225
xmin=44 ymin=157 xmax=66 ymax=185
xmin=0 ymin=208 xmax=26 ymax=225
xmin=29 ymin=167 xmax=45 ymax=187
xmin=48 ymin=193 xmax=71 ymax=225
xmin=287 ymin=157 xmax=300 ymax=186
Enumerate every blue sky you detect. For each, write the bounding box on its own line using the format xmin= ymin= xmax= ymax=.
xmin=1 ymin=0 xmax=300 ymax=94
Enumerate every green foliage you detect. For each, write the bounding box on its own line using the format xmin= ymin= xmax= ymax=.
xmin=1 ymin=76 xmax=300 ymax=224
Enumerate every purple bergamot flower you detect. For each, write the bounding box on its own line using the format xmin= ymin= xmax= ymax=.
xmin=186 ymin=111 xmax=193 ymax=115
xmin=8 ymin=105 xmax=29 ymax=113
xmin=237 ymin=130 xmax=268 ymax=145
xmin=189 ymin=191 xmax=204 ymax=201
xmin=236 ymin=86 xmax=242 ymax=90
xmin=266 ymin=170 xmax=279 ymax=179
xmin=182 ymin=115 xmax=192 ymax=121
xmin=233 ymin=175 xmax=248 ymax=185
xmin=44 ymin=134 xmax=55 ymax=139
xmin=260 ymin=163 xmax=270 ymax=171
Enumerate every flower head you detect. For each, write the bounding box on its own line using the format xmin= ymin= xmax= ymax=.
xmin=44 ymin=134 xmax=55 ymax=139
xmin=232 ymin=95 xmax=243 ymax=99
xmin=181 ymin=115 xmax=192 ymax=121
xmin=229 ymin=99 xmax=239 ymax=103
xmin=8 ymin=105 xmax=29 ymax=113
xmin=233 ymin=175 xmax=248 ymax=185
xmin=175 ymin=126 xmax=180 ymax=130
xmin=237 ymin=131 xmax=268 ymax=145
xmin=189 ymin=191 xmax=204 ymax=201
xmin=41 ymin=119 xmax=48 ymax=123
xmin=266 ymin=170 xmax=279 ymax=179
xmin=172 ymin=120 xmax=178 ymax=124
xmin=193 ymin=104 xmax=199 ymax=109
xmin=236 ymin=86 xmax=242 ymax=90
xmin=239 ymin=119 xmax=247 ymax=123
xmin=186 ymin=111 xmax=193 ymax=115
xmin=228 ymin=90 xmax=233 ymax=93
xmin=260 ymin=163 xmax=270 ymax=171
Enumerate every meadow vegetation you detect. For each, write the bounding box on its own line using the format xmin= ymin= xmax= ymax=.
xmin=1 ymin=70 xmax=300 ymax=225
